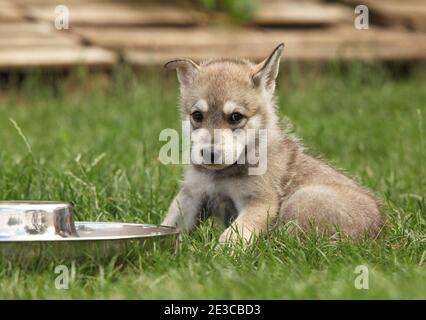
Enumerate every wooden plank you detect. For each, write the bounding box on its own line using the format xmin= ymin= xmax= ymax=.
xmin=0 ymin=36 xmax=78 ymax=47
xmin=73 ymin=27 xmax=257 ymax=50
xmin=74 ymin=26 xmax=426 ymax=53
xmin=24 ymin=2 xmax=204 ymax=27
xmin=0 ymin=2 xmax=24 ymax=22
xmin=0 ymin=22 xmax=81 ymax=47
xmin=0 ymin=22 xmax=75 ymax=37
xmin=0 ymin=22 xmax=57 ymax=37
xmin=0 ymin=46 xmax=118 ymax=70
xmin=254 ymin=1 xmax=353 ymax=26
xmin=114 ymin=27 xmax=426 ymax=64
xmin=14 ymin=0 xmax=109 ymax=3
xmin=125 ymin=44 xmax=426 ymax=65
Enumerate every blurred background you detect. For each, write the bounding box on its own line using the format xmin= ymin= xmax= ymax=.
xmin=0 ymin=0 xmax=425 ymax=300
xmin=1 ymin=0 xmax=426 ymax=70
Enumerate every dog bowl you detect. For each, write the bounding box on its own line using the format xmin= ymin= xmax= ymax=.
xmin=0 ymin=201 xmax=179 ymax=262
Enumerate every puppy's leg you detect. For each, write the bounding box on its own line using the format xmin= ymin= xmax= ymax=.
xmin=162 ymin=188 xmax=205 ymax=231
xmin=223 ymin=199 xmax=238 ymax=227
xmin=280 ymin=185 xmax=383 ymax=237
xmin=219 ymin=196 xmax=279 ymax=243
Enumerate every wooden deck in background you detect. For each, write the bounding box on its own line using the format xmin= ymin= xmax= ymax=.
xmin=1 ymin=0 xmax=426 ymax=71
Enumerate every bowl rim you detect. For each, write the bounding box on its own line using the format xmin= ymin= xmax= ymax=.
xmin=0 ymin=200 xmax=71 ymax=204
xmin=0 ymin=222 xmax=179 ymax=243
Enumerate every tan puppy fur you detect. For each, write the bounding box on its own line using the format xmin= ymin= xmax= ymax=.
xmin=162 ymin=44 xmax=384 ymax=243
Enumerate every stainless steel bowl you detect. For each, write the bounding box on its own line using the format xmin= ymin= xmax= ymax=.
xmin=0 ymin=201 xmax=78 ymax=240
xmin=0 ymin=201 xmax=179 ymax=262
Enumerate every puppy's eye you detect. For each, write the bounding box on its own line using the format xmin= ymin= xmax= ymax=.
xmin=191 ymin=111 xmax=203 ymax=122
xmin=229 ymin=112 xmax=243 ymax=124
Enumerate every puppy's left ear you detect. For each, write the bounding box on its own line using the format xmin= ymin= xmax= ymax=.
xmin=165 ymin=58 xmax=199 ymax=92
xmin=252 ymin=43 xmax=284 ymax=93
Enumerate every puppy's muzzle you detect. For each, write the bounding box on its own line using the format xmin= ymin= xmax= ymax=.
xmin=200 ymin=147 xmax=222 ymax=165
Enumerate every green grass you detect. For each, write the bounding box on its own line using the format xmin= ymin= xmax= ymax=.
xmin=0 ymin=64 xmax=425 ymax=299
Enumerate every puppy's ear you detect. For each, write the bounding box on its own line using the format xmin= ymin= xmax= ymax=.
xmin=165 ymin=58 xmax=199 ymax=91
xmin=252 ymin=43 xmax=284 ymax=94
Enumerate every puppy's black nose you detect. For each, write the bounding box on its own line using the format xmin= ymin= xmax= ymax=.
xmin=201 ymin=147 xmax=220 ymax=164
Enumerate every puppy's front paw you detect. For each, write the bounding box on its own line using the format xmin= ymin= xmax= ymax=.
xmin=219 ymin=226 xmax=254 ymax=245
xmin=219 ymin=228 xmax=235 ymax=244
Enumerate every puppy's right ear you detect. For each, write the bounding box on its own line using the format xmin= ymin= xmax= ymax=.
xmin=165 ymin=58 xmax=199 ymax=91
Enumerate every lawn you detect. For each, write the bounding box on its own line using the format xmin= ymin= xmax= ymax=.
xmin=0 ymin=64 xmax=425 ymax=299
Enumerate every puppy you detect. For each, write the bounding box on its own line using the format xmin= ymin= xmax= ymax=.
xmin=162 ymin=44 xmax=384 ymax=243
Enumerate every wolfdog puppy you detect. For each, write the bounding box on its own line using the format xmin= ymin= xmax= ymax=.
xmin=162 ymin=44 xmax=384 ymax=243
